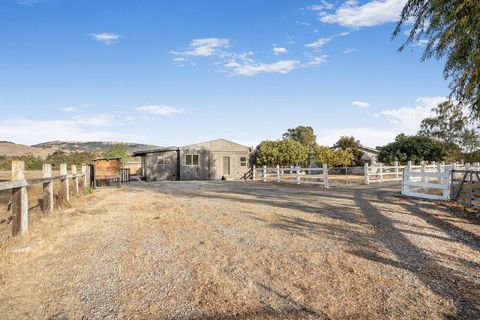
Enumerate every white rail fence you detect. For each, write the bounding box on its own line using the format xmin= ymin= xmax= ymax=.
xmin=253 ymin=165 xmax=329 ymax=188
xmin=401 ymin=167 xmax=450 ymax=200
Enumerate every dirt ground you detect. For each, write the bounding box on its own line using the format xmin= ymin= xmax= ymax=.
xmin=0 ymin=181 xmax=479 ymax=319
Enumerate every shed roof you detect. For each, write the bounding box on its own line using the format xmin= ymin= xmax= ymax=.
xmin=131 ymin=147 xmax=179 ymax=157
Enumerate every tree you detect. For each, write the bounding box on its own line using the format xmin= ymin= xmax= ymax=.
xmin=334 ymin=136 xmax=364 ymax=165
xmin=394 ymin=1 xmax=480 ymax=117
xmin=282 ymin=126 xmax=317 ymax=148
xmin=313 ymin=145 xmax=355 ymax=167
xmin=419 ymin=100 xmax=480 ymax=160
xmin=378 ymin=134 xmax=447 ymax=164
xmin=104 ymin=146 xmax=129 ymax=163
xmin=255 ymin=139 xmax=308 ymax=167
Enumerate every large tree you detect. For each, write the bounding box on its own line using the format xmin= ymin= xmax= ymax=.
xmin=334 ymin=136 xmax=364 ymax=165
xmin=313 ymin=145 xmax=355 ymax=167
xmin=282 ymin=126 xmax=317 ymax=148
xmin=394 ymin=1 xmax=480 ymax=117
xmin=419 ymin=100 xmax=480 ymax=157
xmin=255 ymin=139 xmax=308 ymax=167
xmin=378 ymin=134 xmax=447 ymax=164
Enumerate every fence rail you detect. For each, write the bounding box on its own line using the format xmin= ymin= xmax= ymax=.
xmin=253 ymin=165 xmax=329 ymax=188
xmin=1 ymin=161 xmax=88 ymax=238
xmin=402 ymin=167 xmax=450 ymax=200
xmin=451 ymin=169 xmax=480 ymax=208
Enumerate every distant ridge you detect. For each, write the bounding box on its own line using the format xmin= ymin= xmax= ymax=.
xmin=32 ymin=141 xmax=160 ymax=154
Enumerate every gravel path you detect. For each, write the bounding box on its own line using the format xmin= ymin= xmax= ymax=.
xmin=0 ymin=181 xmax=479 ymax=319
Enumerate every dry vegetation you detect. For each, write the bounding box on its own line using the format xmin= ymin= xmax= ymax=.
xmin=0 ymin=181 xmax=479 ymax=319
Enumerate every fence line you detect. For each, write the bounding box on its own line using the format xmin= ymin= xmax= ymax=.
xmin=401 ymin=167 xmax=450 ymax=200
xmin=253 ymin=165 xmax=329 ymax=188
xmin=0 ymin=161 xmax=88 ymax=237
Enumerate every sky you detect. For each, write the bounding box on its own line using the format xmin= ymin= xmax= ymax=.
xmin=0 ymin=0 xmax=449 ymax=148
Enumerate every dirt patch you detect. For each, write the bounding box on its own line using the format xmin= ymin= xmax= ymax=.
xmin=0 ymin=181 xmax=479 ymax=319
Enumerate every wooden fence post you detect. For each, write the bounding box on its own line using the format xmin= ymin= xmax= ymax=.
xmin=394 ymin=161 xmax=399 ymax=181
xmin=42 ymin=163 xmax=54 ymax=214
xmin=252 ymin=165 xmax=256 ymax=180
xmin=262 ymin=166 xmax=267 ymax=182
xmin=323 ymin=163 xmax=329 ymax=188
xmin=296 ymin=166 xmax=301 ymax=185
xmin=364 ymin=163 xmax=369 ymax=185
xmin=276 ymin=165 xmax=280 ymax=183
xmin=11 ymin=160 xmax=28 ymax=236
xmin=60 ymin=163 xmax=70 ymax=204
xmin=379 ymin=163 xmax=383 ymax=182
xmin=72 ymin=165 xmax=79 ymax=197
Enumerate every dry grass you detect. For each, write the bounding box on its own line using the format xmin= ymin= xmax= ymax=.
xmin=0 ymin=181 xmax=479 ymax=319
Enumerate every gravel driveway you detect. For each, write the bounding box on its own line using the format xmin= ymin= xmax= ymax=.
xmin=0 ymin=181 xmax=479 ymax=319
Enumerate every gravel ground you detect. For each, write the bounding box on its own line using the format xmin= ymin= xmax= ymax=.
xmin=0 ymin=181 xmax=479 ymax=319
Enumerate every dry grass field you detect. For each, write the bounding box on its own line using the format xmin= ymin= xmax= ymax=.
xmin=0 ymin=181 xmax=479 ymax=319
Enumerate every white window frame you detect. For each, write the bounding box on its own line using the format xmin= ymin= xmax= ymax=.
xmin=240 ymin=156 xmax=247 ymax=167
xmin=185 ymin=154 xmax=199 ymax=166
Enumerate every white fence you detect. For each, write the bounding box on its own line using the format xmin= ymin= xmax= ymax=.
xmin=364 ymin=161 xmax=403 ymax=184
xmin=253 ymin=165 xmax=329 ymax=188
xmin=402 ymin=167 xmax=450 ymax=200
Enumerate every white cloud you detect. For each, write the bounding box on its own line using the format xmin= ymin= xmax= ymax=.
xmin=352 ymin=101 xmax=370 ymax=108
xmin=305 ymin=55 xmax=328 ymax=66
xmin=375 ymin=96 xmax=447 ymax=133
xmin=273 ymin=47 xmax=288 ymax=55
xmin=344 ymin=47 xmax=359 ymax=54
xmin=135 ymin=105 xmax=183 ymax=116
xmin=224 ymin=60 xmax=299 ymax=76
xmin=307 ymin=1 xmax=335 ymax=11
xmin=61 ymin=107 xmax=77 ymax=113
xmin=89 ymin=33 xmax=122 ymax=45
xmin=318 ymin=0 xmax=407 ymax=28
xmin=171 ymin=38 xmax=229 ymax=57
xmin=306 ymin=37 xmax=330 ymax=48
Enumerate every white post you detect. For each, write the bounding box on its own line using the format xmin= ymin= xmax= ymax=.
xmin=402 ymin=164 xmax=410 ymax=194
xmin=323 ymin=163 xmax=329 ymax=188
xmin=276 ymin=165 xmax=280 ymax=183
xmin=379 ymin=163 xmax=383 ymax=182
xmin=364 ymin=163 xmax=369 ymax=185
xmin=81 ymin=164 xmax=87 ymax=187
xmin=296 ymin=166 xmax=301 ymax=185
xmin=252 ymin=165 xmax=256 ymax=180
xmin=262 ymin=165 xmax=267 ymax=182
xmin=394 ymin=161 xmax=399 ymax=181
xmin=421 ymin=161 xmax=426 ymax=183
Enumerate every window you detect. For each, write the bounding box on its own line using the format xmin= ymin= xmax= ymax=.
xmin=240 ymin=157 xmax=247 ymax=167
xmin=185 ymin=154 xmax=199 ymax=166
xmin=157 ymin=156 xmax=170 ymax=165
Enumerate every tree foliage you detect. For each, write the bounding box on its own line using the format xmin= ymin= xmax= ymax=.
xmin=255 ymin=139 xmax=308 ymax=167
xmin=378 ymin=134 xmax=447 ymax=164
xmin=0 ymin=155 xmax=44 ymax=171
xmin=104 ymin=146 xmax=129 ymax=163
xmin=334 ymin=136 xmax=364 ymax=165
xmin=394 ymin=1 xmax=480 ymax=117
xmin=46 ymin=151 xmax=97 ymax=169
xmin=313 ymin=146 xmax=355 ymax=167
xmin=282 ymin=126 xmax=317 ymax=148
xmin=419 ymin=100 xmax=480 ymax=152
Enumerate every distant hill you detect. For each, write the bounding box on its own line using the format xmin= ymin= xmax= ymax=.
xmin=32 ymin=141 xmax=159 ymax=154
xmin=0 ymin=141 xmax=55 ymax=159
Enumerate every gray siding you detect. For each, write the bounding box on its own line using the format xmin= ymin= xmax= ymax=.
xmin=144 ymin=151 xmax=178 ymax=181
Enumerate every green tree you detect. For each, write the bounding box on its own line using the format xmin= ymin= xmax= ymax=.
xmin=104 ymin=145 xmax=129 ymax=163
xmin=282 ymin=126 xmax=317 ymax=148
xmin=255 ymin=139 xmax=308 ymax=167
xmin=334 ymin=136 xmax=364 ymax=165
xmin=378 ymin=134 xmax=447 ymax=165
xmin=394 ymin=1 xmax=480 ymax=117
xmin=313 ymin=145 xmax=355 ymax=167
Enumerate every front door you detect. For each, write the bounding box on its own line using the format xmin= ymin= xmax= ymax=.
xmin=222 ymin=156 xmax=231 ymax=176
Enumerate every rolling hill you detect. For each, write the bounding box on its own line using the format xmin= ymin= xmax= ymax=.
xmin=32 ymin=141 xmax=159 ymax=154
xmin=0 ymin=141 xmax=56 ymax=159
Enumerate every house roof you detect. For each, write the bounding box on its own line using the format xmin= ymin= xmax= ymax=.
xmin=181 ymin=138 xmax=251 ymax=150
xmin=131 ymin=147 xmax=179 ymax=156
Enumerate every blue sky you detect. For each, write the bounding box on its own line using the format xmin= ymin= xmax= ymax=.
xmin=0 ymin=0 xmax=448 ymax=148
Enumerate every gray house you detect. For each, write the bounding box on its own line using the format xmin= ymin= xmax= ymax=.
xmin=132 ymin=139 xmax=251 ymax=181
